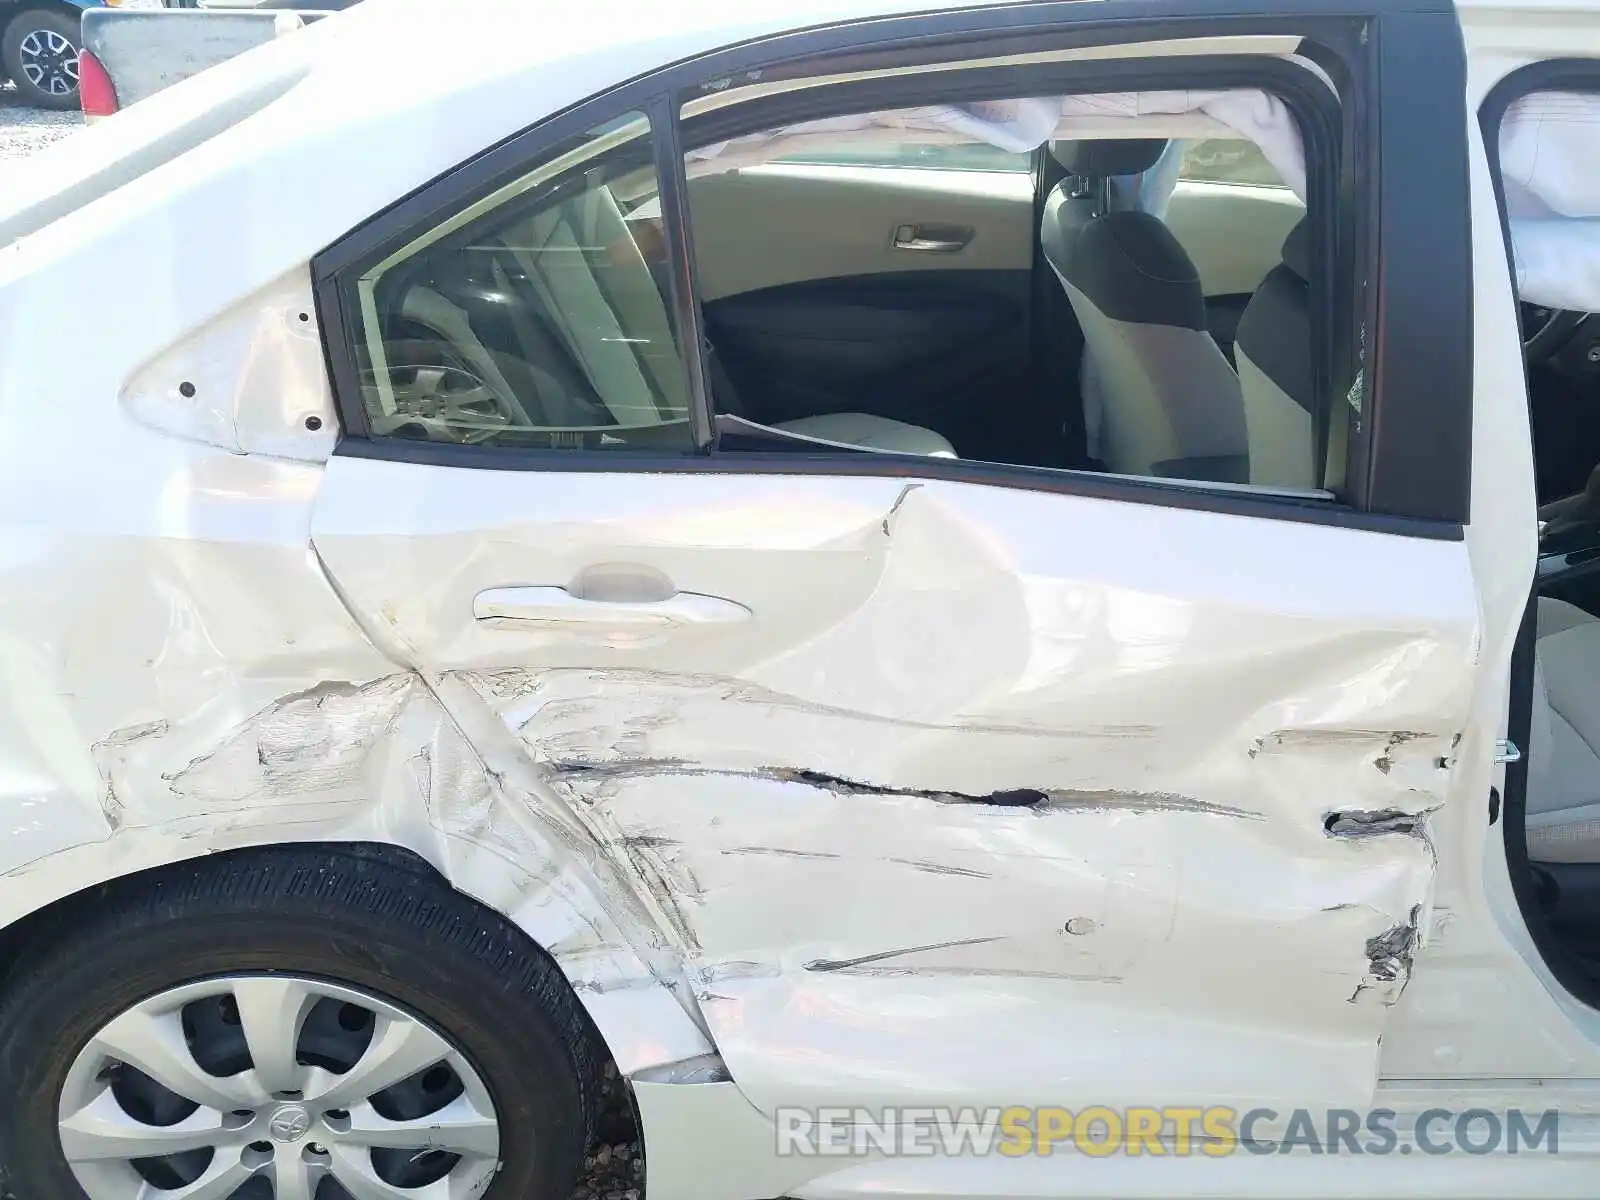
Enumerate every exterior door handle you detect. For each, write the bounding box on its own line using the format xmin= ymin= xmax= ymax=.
xmin=892 ymin=223 xmax=973 ymax=253
xmin=473 ymin=586 xmax=751 ymax=629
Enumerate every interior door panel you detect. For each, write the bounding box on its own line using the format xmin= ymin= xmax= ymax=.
xmin=688 ymin=163 xmax=1035 ymax=301
xmin=691 ymin=162 xmax=1042 ymax=463
xmin=704 ymin=270 xmax=1036 ymax=464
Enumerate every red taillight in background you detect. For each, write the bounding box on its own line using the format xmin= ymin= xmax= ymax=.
xmin=77 ymin=49 xmax=119 ymax=120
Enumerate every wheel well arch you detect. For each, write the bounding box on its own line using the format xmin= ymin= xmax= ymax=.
xmin=0 ymin=835 xmax=701 ymax=1104
xmin=0 ymin=841 xmax=450 ymax=994
xmin=0 ymin=838 xmax=644 ymax=1195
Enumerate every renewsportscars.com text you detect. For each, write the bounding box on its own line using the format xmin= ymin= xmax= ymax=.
xmin=774 ymin=1106 xmax=1562 ymax=1158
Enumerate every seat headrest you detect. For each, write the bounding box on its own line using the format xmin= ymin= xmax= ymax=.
xmin=1281 ymin=216 xmax=1311 ymax=281
xmin=1049 ymin=138 xmax=1169 ymax=179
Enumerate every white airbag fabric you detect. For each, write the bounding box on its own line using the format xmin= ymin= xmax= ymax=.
xmin=690 ymin=83 xmax=1600 ymax=314
xmin=1500 ymin=92 xmax=1600 ymax=313
xmin=689 ymin=89 xmax=1309 ymax=199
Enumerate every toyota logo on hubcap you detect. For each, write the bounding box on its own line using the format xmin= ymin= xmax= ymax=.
xmin=268 ymin=1104 xmax=312 ymax=1142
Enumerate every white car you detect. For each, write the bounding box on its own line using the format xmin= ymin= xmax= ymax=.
xmin=1 ymin=0 xmax=1599 ymax=1197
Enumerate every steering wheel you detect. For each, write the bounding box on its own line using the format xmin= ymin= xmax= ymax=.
xmin=366 ymin=337 xmax=528 ymax=445
xmin=1523 ymin=303 xmax=1589 ymax=363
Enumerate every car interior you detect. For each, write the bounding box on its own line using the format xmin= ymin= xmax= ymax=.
xmin=1489 ymin=85 xmax=1600 ymax=990
xmin=690 ymin=128 xmax=1312 ymax=483
xmin=355 ymin=91 xmax=1319 ymax=486
xmin=350 ymin=82 xmax=1600 ymax=987
xmin=1524 ymin=311 xmax=1600 ymax=983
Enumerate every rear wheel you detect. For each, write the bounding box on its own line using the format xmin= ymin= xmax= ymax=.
xmin=2 ymin=9 xmax=82 ymax=110
xmin=0 ymin=846 xmax=604 ymax=1199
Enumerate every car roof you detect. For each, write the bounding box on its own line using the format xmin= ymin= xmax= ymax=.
xmin=311 ymin=0 xmax=1008 ymax=116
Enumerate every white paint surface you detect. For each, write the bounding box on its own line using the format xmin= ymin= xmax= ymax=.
xmin=311 ymin=460 xmax=1478 ymax=1116
xmin=0 ymin=0 xmax=1595 ymax=1197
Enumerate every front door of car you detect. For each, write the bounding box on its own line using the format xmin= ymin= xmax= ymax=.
xmin=308 ymin=22 xmax=1482 ymax=1123
xmin=1465 ymin=12 xmax=1600 ymax=1014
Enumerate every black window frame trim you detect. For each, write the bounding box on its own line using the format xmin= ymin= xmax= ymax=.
xmin=1349 ymin=11 xmax=1473 ymax=526
xmin=312 ymin=1 xmax=1467 ymax=543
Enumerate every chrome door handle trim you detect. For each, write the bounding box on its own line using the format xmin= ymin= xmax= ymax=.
xmin=892 ymin=223 xmax=972 ymax=252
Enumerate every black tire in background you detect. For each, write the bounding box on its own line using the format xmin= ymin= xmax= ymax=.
xmin=0 ymin=845 xmax=606 ymax=1199
xmin=2 ymin=9 xmax=82 ymax=110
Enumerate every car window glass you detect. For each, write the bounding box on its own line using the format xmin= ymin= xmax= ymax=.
xmin=684 ymin=93 xmax=1329 ymax=494
xmin=342 ymin=111 xmax=695 ymax=451
xmin=1180 ymin=138 xmax=1287 ymax=188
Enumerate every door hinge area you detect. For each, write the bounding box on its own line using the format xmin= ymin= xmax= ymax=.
xmin=1494 ymin=739 xmax=1522 ymax=765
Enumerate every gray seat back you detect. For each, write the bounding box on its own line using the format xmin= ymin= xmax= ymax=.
xmin=1042 ymin=139 xmax=1246 ymax=480
xmin=1234 ymin=217 xmax=1315 ymax=487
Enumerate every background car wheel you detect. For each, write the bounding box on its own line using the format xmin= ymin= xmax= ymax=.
xmin=0 ymin=845 xmax=605 ymax=1199
xmin=2 ymin=9 xmax=82 ymax=110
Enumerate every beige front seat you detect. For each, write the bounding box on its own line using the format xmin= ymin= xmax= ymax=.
xmin=1527 ymin=597 xmax=1600 ymax=862
xmin=510 ymin=186 xmax=954 ymax=456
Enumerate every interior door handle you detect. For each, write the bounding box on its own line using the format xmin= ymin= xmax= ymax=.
xmin=892 ymin=223 xmax=973 ymax=253
xmin=473 ymin=586 xmax=751 ymax=629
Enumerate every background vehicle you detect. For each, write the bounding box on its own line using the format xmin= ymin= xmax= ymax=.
xmin=1 ymin=0 xmax=1599 ymax=1198
xmin=81 ymin=0 xmax=355 ymax=10
xmin=76 ymin=1 xmax=337 ymax=117
xmin=168 ymin=0 xmax=363 ymax=8
xmin=0 ymin=0 xmax=101 ymax=108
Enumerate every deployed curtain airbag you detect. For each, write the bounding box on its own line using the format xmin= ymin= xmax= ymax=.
xmin=688 ymin=88 xmax=1309 ymax=199
xmin=1501 ymin=91 xmax=1600 ymax=313
xmin=687 ymin=85 xmax=1600 ymax=313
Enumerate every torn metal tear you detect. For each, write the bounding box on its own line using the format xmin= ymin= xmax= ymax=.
xmin=1325 ymin=808 xmax=1434 ymax=838
xmin=631 ymin=1053 xmax=732 ymax=1085
xmin=554 ymin=758 xmax=1050 ymax=807
xmin=1351 ymin=905 xmax=1423 ymax=1006
xmin=882 ymin=482 xmax=923 ymax=537
xmin=550 ymin=757 xmax=1263 ymax=820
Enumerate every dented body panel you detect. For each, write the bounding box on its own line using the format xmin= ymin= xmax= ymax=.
xmin=0 ymin=432 xmax=709 ymax=1077
xmin=311 ymin=458 xmax=1478 ymax=1114
xmin=1 ymin=0 xmax=1600 ymax=1196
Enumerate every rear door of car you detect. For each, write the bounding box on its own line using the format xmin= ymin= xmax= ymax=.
xmin=308 ymin=0 xmax=1483 ymax=1123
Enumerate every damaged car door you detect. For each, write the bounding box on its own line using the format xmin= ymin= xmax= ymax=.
xmin=307 ymin=47 xmax=1480 ymax=1125
xmin=311 ymin=458 xmax=1477 ymax=1117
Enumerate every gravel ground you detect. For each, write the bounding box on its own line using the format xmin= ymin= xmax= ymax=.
xmin=0 ymin=87 xmax=647 ymax=1200
xmin=0 ymin=84 xmax=82 ymax=170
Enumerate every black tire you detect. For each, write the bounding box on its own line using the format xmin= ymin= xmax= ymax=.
xmin=2 ymin=9 xmax=82 ymax=110
xmin=0 ymin=845 xmax=605 ymax=1199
